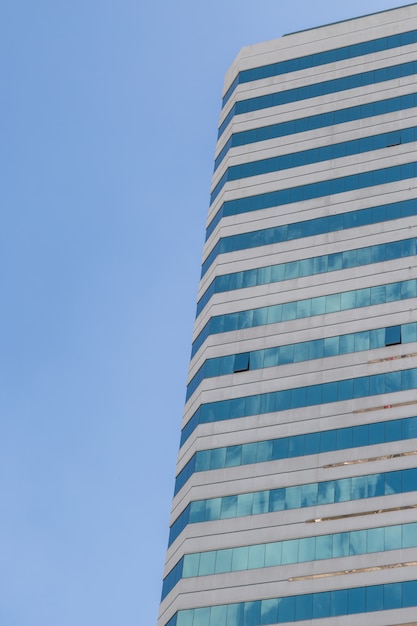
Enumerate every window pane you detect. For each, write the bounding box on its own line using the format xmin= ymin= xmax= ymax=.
xmin=383 ymin=582 xmax=402 ymax=610
xmin=384 ymin=525 xmax=402 ymax=550
xmin=226 ymin=603 xmax=244 ymax=626
xmin=231 ymin=546 xmax=249 ymax=571
xmin=318 ymin=480 xmax=335 ymax=504
xmin=315 ymin=534 xmax=332 ymax=559
xmin=215 ymin=549 xmax=233 ymax=574
xmin=332 ymin=532 xmax=349 ymax=558
xmin=295 ymin=593 xmax=312 ymax=621
xmin=403 ymin=580 xmax=417 ymax=608
xmin=269 ymin=488 xmax=285 ymax=511
xmin=349 ymin=529 xmax=366 ymax=555
xmin=177 ymin=610 xmax=194 ymax=626
xmin=265 ymin=542 xmax=282 ymax=567
xmin=248 ymin=544 xmax=265 ymax=569
xmin=210 ymin=606 xmax=227 ymax=626
xmin=285 ymin=485 xmax=301 ymax=509
xmin=301 ymin=482 xmax=318 ymax=506
xmin=237 ymin=493 xmax=253 ymax=517
xmin=260 ymin=599 xmax=278 ymax=625
xmin=366 ymin=585 xmax=383 ymax=612
xmin=253 ymin=491 xmax=269 ymax=514
xmin=199 ymin=551 xmax=216 ymax=575
xmin=234 ymin=352 xmax=250 ymax=372
xmin=281 ymin=539 xmax=299 ymax=564
xmin=367 ymin=527 xmax=384 ymax=553
xmin=183 ymin=553 xmax=200 ymax=577
xmin=335 ymin=478 xmax=351 ymax=502
xmin=225 ymin=445 xmax=242 ymax=468
xmin=298 ymin=536 xmax=315 ymax=562
xmin=348 ymin=587 xmax=365 ymax=614
xmin=403 ymin=522 xmax=417 ymax=548
xmin=277 ymin=597 xmax=295 ymax=622
xmin=219 ymin=496 xmax=237 ymax=519
xmin=313 ymin=592 xmax=331 ymax=619
xmin=331 ymin=589 xmax=348 ymax=616
xmin=385 ymin=325 xmax=401 ymax=346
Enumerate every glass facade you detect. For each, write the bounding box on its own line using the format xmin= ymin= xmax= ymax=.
xmin=201 ymin=197 xmax=417 ymax=277
xmin=169 ymin=466 xmax=417 ymax=545
xmin=207 ymin=160 xmax=417 ymax=239
xmin=185 ymin=363 xmax=417 ymax=443
xmin=221 ymin=28 xmax=417 ymax=106
xmin=192 ymin=277 xmax=417 ymax=358
xmin=168 ymin=579 xmax=417 ymax=625
xmin=175 ymin=414 xmax=417 ymax=495
xmin=162 ymin=521 xmax=417 ymax=599
xmin=197 ymin=236 xmax=417 ymax=318
xmin=211 ymin=126 xmax=416 ymax=204
xmin=182 ymin=365 xmax=417 ymax=444
xmin=188 ymin=320 xmax=416 ymax=400
xmin=218 ymin=58 xmax=417 ymax=139
xmin=215 ymin=91 xmax=417 ymax=170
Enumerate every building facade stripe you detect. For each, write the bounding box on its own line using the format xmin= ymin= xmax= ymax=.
xmin=215 ymin=91 xmax=417 ymax=170
xmin=191 ymin=278 xmax=417 ymax=359
xmin=169 ymin=466 xmax=417 ymax=545
xmin=221 ymin=28 xmax=417 ymax=107
xmin=181 ymin=367 xmax=417 ymax=446
xmin=201 ymin=197 xmax=417 ymax=277
xmin=197 ymin=235 xmax=417 ymax=319
xmin=218 ymin=58 xmax=417 ymax=139
xmin=206 ymin=160 xmax=417 ymax=240
xmin=211 ymin=126 xmax=417 ymax=204
xmin=163 ymin=521 xmax=417 ymax=600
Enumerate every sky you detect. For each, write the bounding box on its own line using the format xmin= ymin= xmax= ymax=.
xmin=0 ymin=1 xmax=413 ymax=624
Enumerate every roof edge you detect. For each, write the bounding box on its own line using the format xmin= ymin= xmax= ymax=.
xmin=283 ymin=2 xmax=417 ymax=37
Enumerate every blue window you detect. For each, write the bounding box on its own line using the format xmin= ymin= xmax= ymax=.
xmin=385 ymin=325 xmax=401 ymax=346
xmin=206 ymin=160 xmax=417 ymax=240
xmin=221 ymin=29 xmax=417 ymax=107
xmin=215 ymin=92 xmax=417 ymax=170
xmin=210 ymin=127 xmax=415 ymax=204
xmin=218 ymin=59 xmax=417 ymax=138
xmin=170 ymin=579 xmax=417 ymax=625
xmin=169 ymin=465 xmax=417 ymax=546
xmin=191 ymin=278 xmax=417 ymax=359
xmin=182 ymin=366 xmax=417 ymax=446
xmin=202 ymin=198 xmax=417 ymax=277
xmin=233 ymin=352 xmax=250 ymax=373
xmin=197 ymin=237 xmax=417 ymax=319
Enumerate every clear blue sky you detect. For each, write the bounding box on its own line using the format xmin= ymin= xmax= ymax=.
xmin=0 ymin=1 xmax=411 ymax=624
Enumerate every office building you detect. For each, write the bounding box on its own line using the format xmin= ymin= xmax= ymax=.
xmin=158 ymin=4 xmax=417 ymax=625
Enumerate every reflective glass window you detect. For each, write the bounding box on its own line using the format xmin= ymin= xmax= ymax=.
xmin=385 ymin=325 xmax=401 ymax=345
xmin=164 ymin=522 xmax=417 ymax=599
xmin=260 ymin=599 xmax=277 ymax=625
xmin=205 ymin=196 xmax=417 ymax=277
xmin=384 ymin=582 xmax=402 ymax=610
xmin=231 ymin=546 xmax=249 ymax=571
xmin=248 ymin=544 xmax=265 ymax=569
xmin=194 ymin=607 xmax=210 ymax=626
xmin=215 ymin=549 xmax=233 ymax=574
xmin=348 ymin=587 xmax=366 ymax=613
xmin=210 ymin=607 xmax=227 ymax=626
xmin=199 ymin=551 xmax=216 ymax=576
xmin=277 ymin=597 xmax=295 ymax=622
xmin=295 ymin=593 xmax=312 ymax=621
xmin=264 ymin=542 xmax=281 ymax=567
xmin=313 ymin=592 xmax=331 ymax=619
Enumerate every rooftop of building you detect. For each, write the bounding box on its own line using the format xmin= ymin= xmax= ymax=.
xmin=284 ymin=2 xmax=417 ymax=36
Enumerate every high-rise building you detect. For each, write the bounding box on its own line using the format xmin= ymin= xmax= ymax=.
xmin=158 ymin=4 xmax=417 ymax=625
